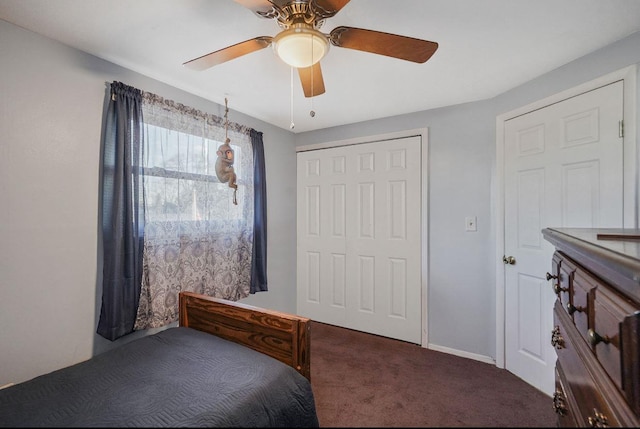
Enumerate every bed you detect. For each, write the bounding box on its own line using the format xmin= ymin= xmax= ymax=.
xmin=0 ymin=292 xmax=319 ymax=427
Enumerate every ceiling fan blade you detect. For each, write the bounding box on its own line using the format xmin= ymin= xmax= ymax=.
xmin=314 ymin=0 xmax=351 ymax=16
xmin=233 ymin=0 xmax=277 ymax=17
xmin=329 ymin=26 xmax=438 ymax=63
xmin=183 ymin=37 xmax=273 ymax=71
xmin=298 ymin=62 xmax=326 ymax=98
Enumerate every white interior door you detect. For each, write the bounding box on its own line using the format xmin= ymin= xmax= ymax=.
xmin=297 ymin=136 xmax=422 ymax=344
xmin=504 ymin=80 xmax=624 ymax=394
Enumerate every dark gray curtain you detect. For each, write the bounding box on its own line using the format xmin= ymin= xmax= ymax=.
xmin=250 ymin=129 xmax=268 ymax=293
xmin=97 ymin=81 xmax=145 ymax=341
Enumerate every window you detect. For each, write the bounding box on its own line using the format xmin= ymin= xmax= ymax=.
xmin=134 ymin=94 xmax=256 ymax=330
xmin=98 ymin=82 xmax=267 ymax=341
xmin=143 ymin=124 xmax=246 ymax=222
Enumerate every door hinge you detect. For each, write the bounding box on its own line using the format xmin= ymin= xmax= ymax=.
xmin=619 ymin=120 xmax=624 ymax=138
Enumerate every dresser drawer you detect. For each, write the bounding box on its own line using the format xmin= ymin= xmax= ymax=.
xmin=554 ymin=365 xmax=579 ymax=427
xmin=554 ymin=302 xmax=620 ymax=427
xmin=591 ymin=287 xmax=629 ymax=390
xmin=556 ymin=251 xmax=640 ymax=413
xmin=555 ymin=252 xmax=595 ymax=342
xmin=556 ymin=253 xmax=575 ymax=310
xmin=571 ymin=266 xmax=597 ymax=345
xmin=551 ymin=251 xmax=561 ymax=281
xmin=592 ymin=286 xmax=640 ymax=413
xmin=554 ymin=301 xmax=639 ymax=426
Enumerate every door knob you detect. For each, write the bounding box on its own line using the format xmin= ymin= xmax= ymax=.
xmin=502 ymin=255 xmax=516 ymax=265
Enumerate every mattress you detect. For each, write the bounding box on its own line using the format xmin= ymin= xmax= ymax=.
xmin=0 ymin=327 xmax=319 ymax=427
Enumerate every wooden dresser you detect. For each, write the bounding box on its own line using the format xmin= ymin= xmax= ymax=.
xmin=542 ymin=228 xmax=640 ymax=427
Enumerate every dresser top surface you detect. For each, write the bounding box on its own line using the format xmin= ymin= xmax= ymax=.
xmin=545 ymin=228 xmax=640 ymax=259
xmin=542 ymin=228 xmax=640 ymax=304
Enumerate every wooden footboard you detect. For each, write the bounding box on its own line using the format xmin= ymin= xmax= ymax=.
xmin=178 ymin=292 xmax=311 ymax=380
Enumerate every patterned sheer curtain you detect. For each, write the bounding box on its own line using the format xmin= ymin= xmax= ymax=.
xmin=134 ymin=93 xmax=255 ymax=330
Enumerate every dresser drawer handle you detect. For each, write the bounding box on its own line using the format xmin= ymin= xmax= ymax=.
xmin=587 ymin=329 xmax=609 ymax=347
xmin=546 ymin=272 xmax=558 ymax=281
xmin=551 ymin=326 xmax=565 ymax=349
xmin=587 ymin=408 xmax=609 ymax=428
xmin=553 ymin=283 xmax=568 ymax=295
xmin=566 ymin=303 xmax=584 ymax=315
xmin=552 ymin=389 xmax=567 ymax=416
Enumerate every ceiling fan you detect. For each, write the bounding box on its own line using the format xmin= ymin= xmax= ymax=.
xmin=183 ymin=0 xmax=439 ymax=98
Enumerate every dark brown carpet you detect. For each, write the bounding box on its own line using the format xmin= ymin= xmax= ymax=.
xmin=310 ymin=321 xmax=557 ymax=427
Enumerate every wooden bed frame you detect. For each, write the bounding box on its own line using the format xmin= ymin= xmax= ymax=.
xmin=179 ymin=291 xmax=311 ymax=380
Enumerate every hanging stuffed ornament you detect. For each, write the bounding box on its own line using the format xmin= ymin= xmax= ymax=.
xmin=215 ymin=98 xmax=238 ymax=205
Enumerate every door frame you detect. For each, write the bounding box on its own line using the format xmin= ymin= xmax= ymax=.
xmin=296 ymin=127 xmax=430 ymax=347
xmin=494 ymin=65 xmax=637 ymax=369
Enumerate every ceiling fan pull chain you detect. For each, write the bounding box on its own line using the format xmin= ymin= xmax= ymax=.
xmin=309 ymin=36 xmax=316 ymax=118
xmin=309 ymin=79 xmax=316 ymax=118
xmin=310 ymin=38 xmax=315 ymax=118
xmin=290 ymin=66 xmax=295 ymax=130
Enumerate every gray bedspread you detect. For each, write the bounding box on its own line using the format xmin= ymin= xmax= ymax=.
xmin=0 ymin=327 xmax=319 ymax=427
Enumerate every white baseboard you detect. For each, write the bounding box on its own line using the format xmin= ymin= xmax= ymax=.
xmin=427 ymin=343 xmax=496 ymax=366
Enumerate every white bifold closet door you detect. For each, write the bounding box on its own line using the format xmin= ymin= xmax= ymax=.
xmin=297 ymin=136 xmax=422 ymax=344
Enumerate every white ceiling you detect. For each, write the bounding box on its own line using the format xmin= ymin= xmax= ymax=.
xmin=2 ymin=0 xmax=640 ymax=133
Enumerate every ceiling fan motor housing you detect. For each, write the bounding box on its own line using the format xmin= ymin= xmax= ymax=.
xmin=272 ymin=1 xmax=330 ymax=30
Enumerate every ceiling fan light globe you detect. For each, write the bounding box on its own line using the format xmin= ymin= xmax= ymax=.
xmin=273 ymin=27 xmax=329 ymax=68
